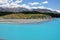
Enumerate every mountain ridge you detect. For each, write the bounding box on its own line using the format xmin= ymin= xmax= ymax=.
xmin=0 ymin=7 xmax=60 ymax=14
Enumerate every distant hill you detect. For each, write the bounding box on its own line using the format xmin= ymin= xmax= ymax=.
xmin=0 ymin=7 xmax=60 ymax=18
xmin=0 ymin=7 xmax=60 ymax=14
xmin=0 ymin=7 xmax=31 ymax=12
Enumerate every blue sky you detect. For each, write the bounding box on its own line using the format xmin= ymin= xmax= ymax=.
xmin=0 ymin=0 xmax=60 ymax=12
xmin=22 ymin=0 xmax=60 ymax=10
xmin=45 ymin=0 xmax=60 ymax=10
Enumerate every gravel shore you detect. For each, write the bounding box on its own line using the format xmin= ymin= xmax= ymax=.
xmin=0 ymin=19 xmax=52 ymax=24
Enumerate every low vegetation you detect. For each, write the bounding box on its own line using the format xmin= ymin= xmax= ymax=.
xmin=0 ymin=11 xmax=55 ymax=19
xmin=0 ymin=13 xmax=50 ymax=19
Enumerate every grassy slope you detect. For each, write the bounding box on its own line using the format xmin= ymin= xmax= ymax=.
xmin=0 ymin=13 xmax=51 ymax=19
xmin=0 ymin=12 xmax=52 ymax=19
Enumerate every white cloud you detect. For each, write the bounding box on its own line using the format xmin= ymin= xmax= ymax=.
xmin=0 ymin=0 xmax=23 ymax=7
xmin=31 ymin=6 xmax=60 ymax=13
xmin=45 ymin=7 xmax=60 ymax=13
xmin=9 ymin=0 xmax=13 ymax=2
xmin=8 ymin=0 xmax=22 ymax=3
xmin=47 ymin=8 xmax=55 ymax=11
xmin=56 ymin=10 xmax=60 ymax=13
xmin=0 ymin=0 xmax=8 ymax=4
xmin=41 ymin=0 xmax=48 ymax=4
xmin=29 ymin=2 xmax=40 ymax=6
xmin=38 ymin=6 xmax=46 ymax=9
xmin=29 ymin=0 xmax=48 ymax=6
xmin=0 ymin=0 xmax=60 ymax=13
xmin=0 ymin=0 xmax=48 ymax=8
xmin=15 ymin=0 xmax=23 ymax=3
xmin=31 ymin=6 xmax=46 ymax=9
xmin=19 ymin=4 xmax=32 ymax=10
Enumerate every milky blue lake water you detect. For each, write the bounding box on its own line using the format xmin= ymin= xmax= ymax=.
xmin=0 ymin=18 xmax=60 ymax=40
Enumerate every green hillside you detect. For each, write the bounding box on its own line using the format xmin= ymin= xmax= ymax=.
xmin=0 ymin=12 xmax=51 ymax=19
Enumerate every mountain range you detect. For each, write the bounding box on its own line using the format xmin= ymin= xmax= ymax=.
xmin=0 ymin=7 xmax=60 ymax=14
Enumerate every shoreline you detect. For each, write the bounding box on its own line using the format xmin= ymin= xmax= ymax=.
xmin=0 ymin=18 xmax=52 ymax=24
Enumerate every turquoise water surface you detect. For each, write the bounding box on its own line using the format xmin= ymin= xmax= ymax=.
xmin=0 ymin=18 xmax=60 ymax=40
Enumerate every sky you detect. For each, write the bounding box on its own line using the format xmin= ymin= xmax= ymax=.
xmin=0 ymin=0 xmax=60 ymax=12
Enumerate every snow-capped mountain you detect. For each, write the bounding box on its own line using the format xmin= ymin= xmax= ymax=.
xmin=0 ymin=7 xmax=60 ymax=14
xmin=0 ymin=7 xmax=32 ymax=12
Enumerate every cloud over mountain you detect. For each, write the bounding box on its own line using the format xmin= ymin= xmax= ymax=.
xmin=0 ymin=0 xmax=48 ymax=7
xmin=0 ymin=0 xmax=23 ymax=7
xmin=0 ymin=0 xmax=7 ymax=3
xmin=0 ymin=0 xmax=60 ymax=13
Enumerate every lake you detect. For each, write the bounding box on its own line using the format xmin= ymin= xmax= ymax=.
xmin=0 ymin=18 xmax=60 ymax=40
